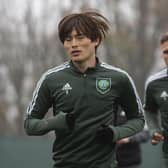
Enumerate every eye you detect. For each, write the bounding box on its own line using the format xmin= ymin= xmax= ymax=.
xmin=163 ymin=50 xmax=168 ymax=54
xmin=64 ymin=36 xmax=72 ymax=42
xmin=76 ymin=34 xmax=85 ymax=39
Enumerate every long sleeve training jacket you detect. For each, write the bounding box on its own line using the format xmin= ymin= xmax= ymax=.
xmin=24 ymin=58 xmax=144 ymax=168
xmin=144 ymin=68 xmax=168 ymax=137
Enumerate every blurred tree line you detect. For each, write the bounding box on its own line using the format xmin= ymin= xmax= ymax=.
xmin=0 ymin=0 xmax=168 ymax=136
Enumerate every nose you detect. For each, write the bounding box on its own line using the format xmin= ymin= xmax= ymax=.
xmin=71 ymin=38 xmax=78 ymax=48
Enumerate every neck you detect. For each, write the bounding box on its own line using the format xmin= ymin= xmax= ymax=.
xmin=73 ymin=57 xmax=97 ymax=73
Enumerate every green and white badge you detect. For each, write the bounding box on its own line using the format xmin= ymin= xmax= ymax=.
xmin=96 ymin=78 xmax=111 ymax=94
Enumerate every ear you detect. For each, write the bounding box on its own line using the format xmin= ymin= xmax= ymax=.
xmin=95 ymin=38 xmax=100 ymax=46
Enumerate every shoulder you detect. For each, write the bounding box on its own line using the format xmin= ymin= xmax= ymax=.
xmin=100 ymin=62 xmax=129 ymax=77
xmin=35 ymin=62 xmax=70 ymax=87
xmin=100 ymin=62 xmax=134 ymax=83
xmin=41 ymin=61 xmax=70 ymax=80
xmin=145 ymin=68 xmax=167 ymax=90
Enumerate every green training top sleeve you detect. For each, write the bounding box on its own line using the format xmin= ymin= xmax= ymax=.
xmin=24 ymin=73 xmax=69 ymax=135
xmin=144 ymin=81 xmax=161 ymax=135
xmin=110 ymin=73 xmax=144 ymax=141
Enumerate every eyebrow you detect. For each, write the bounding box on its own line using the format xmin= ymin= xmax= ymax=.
xmin=66 ymin=32 xmax=85 ymax=37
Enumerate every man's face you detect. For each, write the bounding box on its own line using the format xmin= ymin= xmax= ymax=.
xmin=161 ymin=41 xmax=168 ymax=66
xmin=63 ymin=30 xmax=98 ymax=63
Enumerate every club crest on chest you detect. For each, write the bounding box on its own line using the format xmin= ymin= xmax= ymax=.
xmin=96 ymin=78 xmax=111 ymax=94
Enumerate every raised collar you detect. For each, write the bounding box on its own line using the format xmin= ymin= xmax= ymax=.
xmin=70 ymin=57 xmax=101 ymax=74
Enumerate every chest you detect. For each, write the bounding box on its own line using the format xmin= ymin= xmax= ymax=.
xmin=152 ymin=80 xmax=168 ymax=109
xmin=49 ymin=73 xmax=122 ymax=114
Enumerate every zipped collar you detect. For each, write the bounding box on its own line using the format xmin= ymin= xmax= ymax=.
xmin=69 ymin=57 xmax=101 ymax=74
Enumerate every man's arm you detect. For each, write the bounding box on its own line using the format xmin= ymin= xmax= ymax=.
xmin=109 ymin=117 xmax=145 ymax=142
xmin=144 ymin=110 xmax=164 ymax=144
xmin=110 ymin=73 xmax=145 ymax=141
xmin=144 ymin=110 xmax=161 ymax=135
xmin=24 ymin=111 xmax=71 ymax=135
xmin=95 ymin=73 xmax=145 ymax=144
xmin=144 ymin=82 xmax=164 ymax=145
xmin=24 ymin=73 xmax=75 ymax=136
xmin=117 ymin=129 xmax=150 ymax=145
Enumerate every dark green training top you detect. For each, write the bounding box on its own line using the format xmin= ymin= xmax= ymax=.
xmin=144 ymin=68 xmax=168 ymax=136
xmin=25 ymin=58 xmax=144 ymax=168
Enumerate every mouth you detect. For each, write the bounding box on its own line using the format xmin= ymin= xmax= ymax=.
xmin=71 ymin=50 xmax=81 ymax=57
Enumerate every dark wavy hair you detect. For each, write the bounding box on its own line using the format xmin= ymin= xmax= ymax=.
xmin=58 ymin=10 xmax=110 ymax=47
